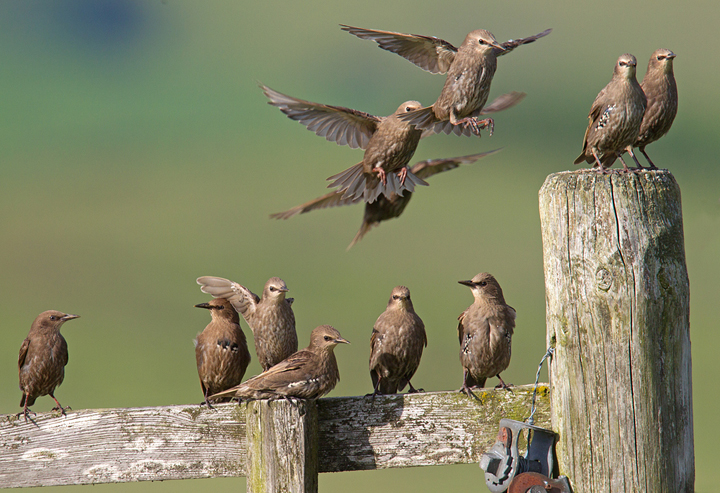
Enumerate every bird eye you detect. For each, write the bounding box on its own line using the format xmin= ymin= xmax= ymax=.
xmin=478 ymin=39 xmax=486 ymax=45
xmin=50 ymin=315 xmax=57 ymax=320
xmin=405 ymin=106 xmax=412 ymax=112
xmin=324 ymin=336 xmax=332 ymax=341
xmin=392 ymin=295 xmax=399 ymax=300
xmin=479 ymin=281 xmax=488 ymax=286
xmin=657 ymin=55 xmax=664 ymax=61
xmin=269 ymin=287 xmax=275 ymax=292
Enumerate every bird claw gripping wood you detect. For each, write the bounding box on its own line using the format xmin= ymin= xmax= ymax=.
xmin=478 ymin=419 xmax=557 ymax=493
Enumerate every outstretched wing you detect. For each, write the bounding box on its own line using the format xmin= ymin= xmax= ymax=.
xmin=197 ymin=277 xmax=260 ymax=320
xmin=341 ymin=24 xmax=458 ymax=74
xmin=410 ymin=149 xmax=502 ymax=180
xmin=270 ymin=190 xmax=360 ymax=220
xmin=495 ymin=28 xmax=552 ymax=57
xmin=261 ymin=84 xmax=381 ymax=149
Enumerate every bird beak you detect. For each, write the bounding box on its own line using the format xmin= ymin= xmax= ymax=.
xmin=491 ymin=40 xmax=504 ymax=51
xmin=334 ymin=337 xmax=350 ymax=345
xmin=62 ymin=314 xmax=80 ymax=321
xmin=278 ymin=287 xmax=289 ymax=293
xmin=667 ymin=52 xmax=676 ymax=59
xmin=458 ymin=280 xmax=475 ymax=287
xmin=194 ymin=302 xmax=213 ymax=310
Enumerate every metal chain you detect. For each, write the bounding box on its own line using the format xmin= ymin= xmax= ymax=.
xmin=527 ymin=346 xmax=554 ymax=426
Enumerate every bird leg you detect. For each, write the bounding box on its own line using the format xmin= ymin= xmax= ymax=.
xmin=49 ymin=393 xmax=70 ymax=416
xmin=200 ymin=389 xmax=216 ymax=409
xmin=369 ymin=377 xmax=383 ymax=402
xmin=640 ymin=148 xmax=658 ymax=169
xmin=494 ymin=375 xmax=513 ymax=392
xmin=17 ymin=398 xmax=37 ymax=423
xmin=591 ymin=149 xmax=608 ymax=174
xmin=456 ymin=116 xmax=494 ymax=136
xmin=372 ymin=167 xmax=387 ymax=185
xmin=625 ymin=145 xmax=645 ymax=169
xmin=617 ymin=153 xmax=632 ymax=173
xmin=459 ymin=369 xmax=480 ymax=400
xmin=397 ymin=166 xmax=408 ymax=185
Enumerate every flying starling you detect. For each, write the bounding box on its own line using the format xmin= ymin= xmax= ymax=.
xmin=209 ymin=325 xmax=350 ymax=402
xmin=17 ymin=310 xmax=79 ymax=421
xmin=196 ymin=276 xmax=297 ymax=371
xmin=271 ymin=150 xmax=501 ymax=249
xmin=369 ymin=286 xmax=427 ymax=398
xmin=262 ymin=84 xmax=429 ymax=203
xmin=341 ymin=24 xmax=551 ymax=136
xmin=635 ymin=49 xmax=678 ymax=169
xmin=457 ymin=273 xmax=515 ymax=396
xmin=194 ymin=298 xmax=251 ymax=405
xmin=574 ymin=54 xmax=648 ymax=172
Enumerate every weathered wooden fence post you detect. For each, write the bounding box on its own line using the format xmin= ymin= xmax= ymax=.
xmin=245 ymin=399 xmax=319 ymax=493
xmin=539 ymin=170 xmax=694 ymax=492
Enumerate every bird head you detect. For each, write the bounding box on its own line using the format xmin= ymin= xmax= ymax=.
xmin=195 ymin=298 xmax=240 ymax=323
xmin=395 ymin=101 xmax=422 ymax=115
xmin=614 ymin=54 xmax=638 ymax=80
xmin=647 ymin=48 xmax=676 ymax=75
xmin=34 ymin=310 xmax=80 ymax=332
xmin=264 ymin=277 xmax=289 ymax=302
xmin=465 ymin=29 xmax=503 ymax=54
xmin=388 ymin=285 xmax=414 ymax=311
xmin=458 ymin=272 xmax=506 ymax=303
xmin=311 ymin=325 xmax=350 ymax=351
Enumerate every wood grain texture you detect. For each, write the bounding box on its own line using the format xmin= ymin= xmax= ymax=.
xmin=539 ymin=170 xmax=693 ymax=493
xmin=246 ymin=399 xmax=318 ymax=493
xmin=0 ymin=387 xmax=549 ymax=489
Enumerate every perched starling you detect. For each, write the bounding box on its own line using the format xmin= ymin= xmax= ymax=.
xmin=369 ymin=286 xmax=427 ymax=397
xmin=271 ymin=150 xmax=501 ymax=249
xmin=197 ymin=276 xmax=297 ymax=371
xmin=262 ymin=84 xmax=428 ymax=203
xmin=574 ymin=54 xmax=648 ymax=172
xmin=194 ymin=298 xmax=251 ymax=405
xmin=635 ymin=49 xmax=678 ymax=169
xmin=341 ymin=25 xmax=551 ymax=136
xmin=457 ymin=273 xmax=515 ymax=396
xmin=17 ymin=310 xmax=79 ymax=420
xmin=209 ymin=325 xmax=350 ymax=401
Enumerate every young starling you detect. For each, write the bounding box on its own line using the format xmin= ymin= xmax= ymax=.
xmin=341 ymin=25 xmax=551 ymax=136
xmin=369 ymin=286 xmax=427 ymax=397
xmin=635 ymin=49 xmax=678 ymax=169
xmin=574 ymin=54 xmax=648 ymax=172
xmin=17 ymin=310 xmax=79 ymax=420
xmin=457 ymin=273 xmax=515 ymax=396
xmin=209 ymin=325 xmax=350 ymax=402
xmin=196 ymin=276 xmax=297 ymax=371
xmin=270 ymin=150 xmax=501 ymax=249
xmin=194 ymin=298 xmax=251 ymax=405
xmin=262 ymin=84 xmax=428 ymax=203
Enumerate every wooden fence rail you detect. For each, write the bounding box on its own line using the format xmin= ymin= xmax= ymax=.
xmin=0 ymin=386 xmax=550 ymax=491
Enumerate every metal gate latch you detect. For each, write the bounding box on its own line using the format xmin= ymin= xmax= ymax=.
xmin=479 ymin=418 xmax=557 ymax=492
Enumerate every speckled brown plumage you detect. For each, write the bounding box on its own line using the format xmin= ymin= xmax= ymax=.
xmin=457 ymin=273 xmax=515 ymax=396
xmin=18 ymin=310 xmax=79 ymax=420
xmin=270 ymin=150 xmax=501 ymax=248
xmin=369 ymin=286 xmax=426 ymax=397
xmin=341 ymin=25 xmax=551 ymax=136
xmin=209 ymin=325 xmax=349 ymax=402
xmin=261 ymin=85 xmax=429 ymax=203
xmin=197 ymin=276 xmax=297 ymax=371
xmin=574 ymin=54 xmax=647 ymax=172
xmin=194 ymin=298 xmax=251 ymax=405
xmin=635 ymin=49 xmax=678 ymax=169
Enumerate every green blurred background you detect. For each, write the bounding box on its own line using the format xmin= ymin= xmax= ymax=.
xmin=1 ymin=0 xmax=717 ymax=491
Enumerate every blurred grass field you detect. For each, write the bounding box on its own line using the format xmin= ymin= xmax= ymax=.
xmin=1 ymin=1 xmax=718 ymax=491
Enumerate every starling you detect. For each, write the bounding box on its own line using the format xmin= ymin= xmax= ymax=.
xmin=341 ymin=24 xmax=551 ymax=136
xmin=574 ymin=54 xmax=648 ymax=172
xmin=194 ymin=298 xmax=251 ymax=405
xmin=196 ymin=276 xmax=297 ymax=371
xmin=262 ymin=84 xmax=428 ymax=203
xmin=457 ymin=273 xmax=515 ymax=396
xmin=271 ymin=150 xmax=501 ymax=249
xmin=17 ymin=310 xmax=79 ymax=420
xmin=369 ymin=286 xmax=427 ymax=397
xmin=635 ymin=49 xmax=678 ymax=169
xmin=209 ymin=325 xmax=349 ymax=401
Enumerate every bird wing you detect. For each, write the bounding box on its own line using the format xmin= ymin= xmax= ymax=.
xmin=495 ymin=28 xmax=552 ymax=57
xmin=197 ymin=276 xmax=260 ymax=320
xmin=479 ymin=92 xmax=526 ymax=114
xmin=18 ymin=337 xmax=30 ymax=369
xmin=410 ymin=149 xmax=502 ymax=179
xmin=261 ymin=84 xmax=381 ymax=149
xmin=242 ymin=350 xmax=318 ymax=394
xmin=457 ymin=309 xmax=469 ymax=345
xmin=341 ymin=24 xmax=458 ymax=74
xmin=270 ymin=190 xmax=360 ymax=220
